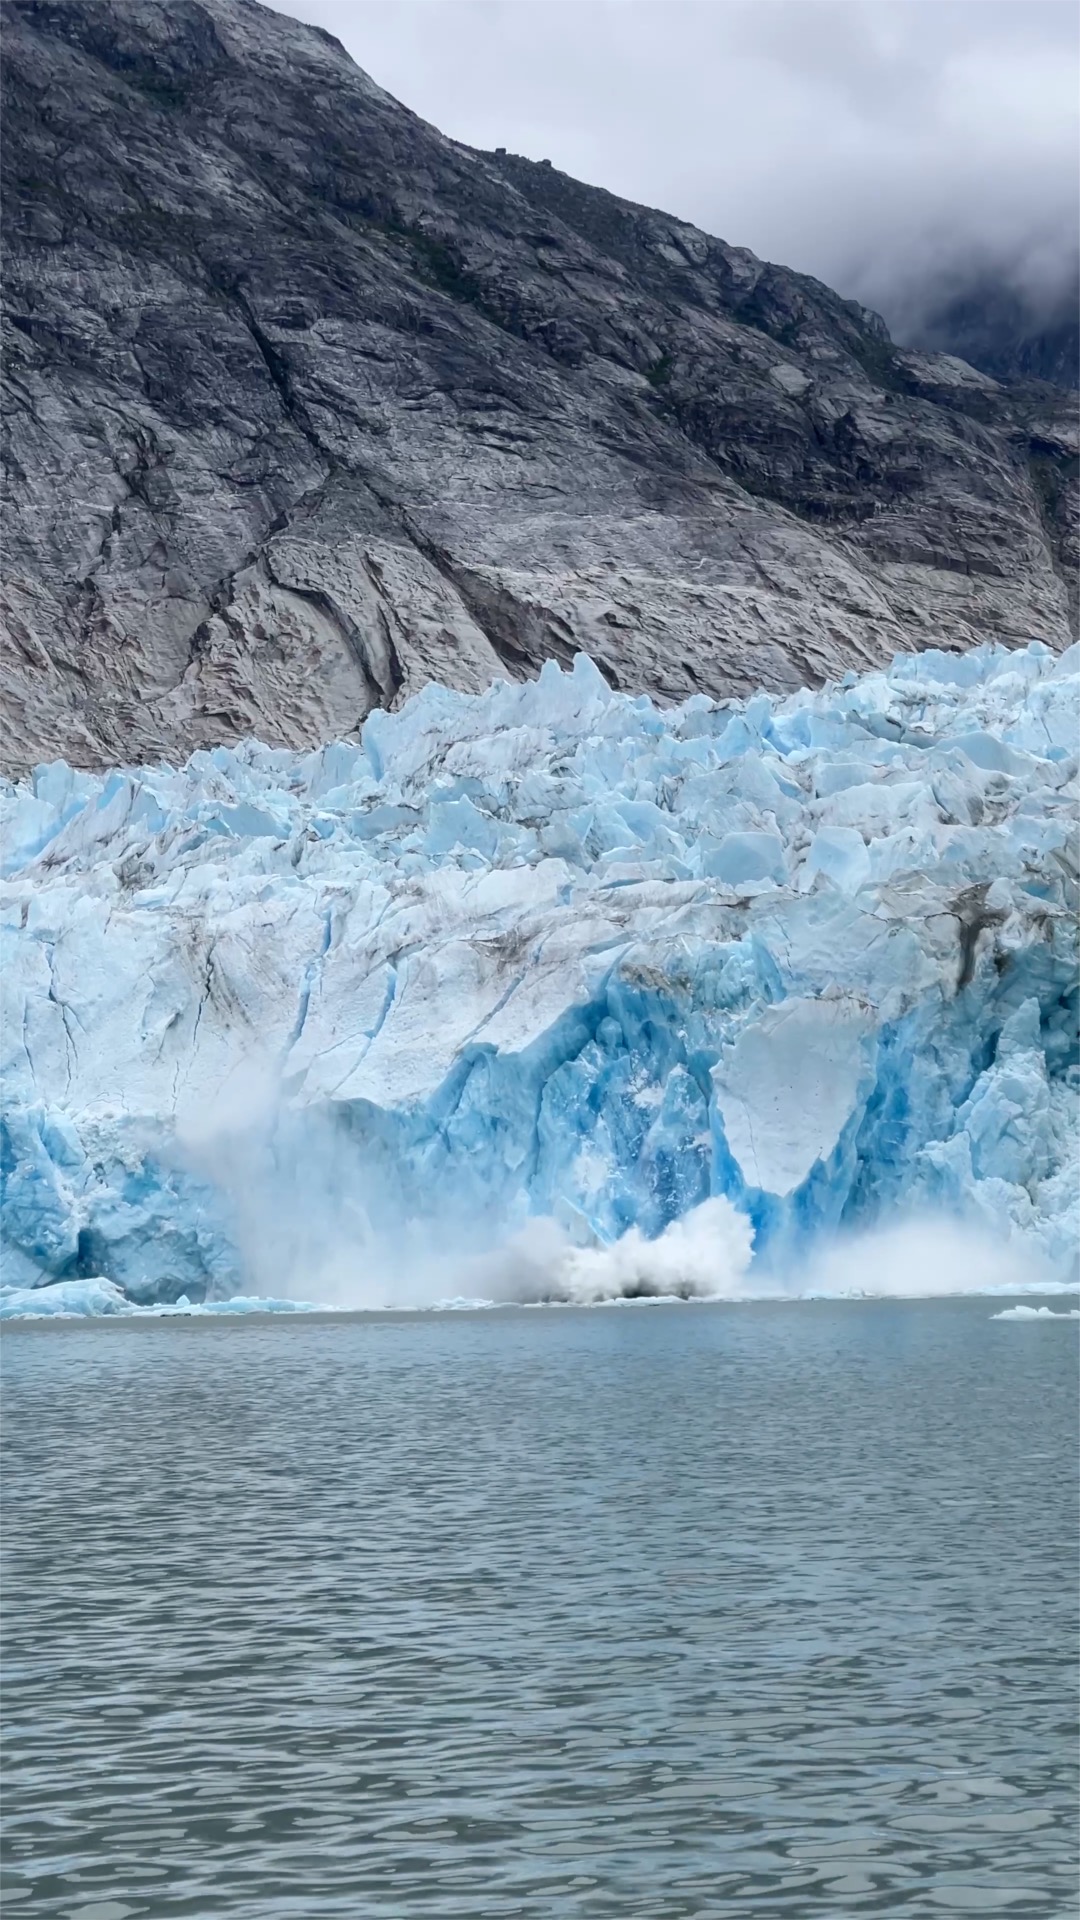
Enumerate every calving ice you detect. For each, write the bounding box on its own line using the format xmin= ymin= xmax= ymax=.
xmin=1 ymin=643 xmax=1076 ymax=1314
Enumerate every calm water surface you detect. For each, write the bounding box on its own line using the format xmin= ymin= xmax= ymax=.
xmin=2 ymin=1299 xmax=1077 ymax=1919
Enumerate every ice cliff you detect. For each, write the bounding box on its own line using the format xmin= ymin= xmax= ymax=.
xmin=1 ymin=643 xmax=1077 ymax=1313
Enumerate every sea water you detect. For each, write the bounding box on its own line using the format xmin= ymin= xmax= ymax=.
xmin=2 ymin=1298 xmax=1076 ymax=1918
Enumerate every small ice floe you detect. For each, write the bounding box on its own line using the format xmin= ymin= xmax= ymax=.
xmin=991 ymin=1303 xmax=1080 ymax=1320
xmin=0 ymin=1278 xmax=318 ymax=1320
xmin=160 ymin=1295 xmax=318 ymax=1315
xmin=0 ymin=1277 xmax=131 ymax=1318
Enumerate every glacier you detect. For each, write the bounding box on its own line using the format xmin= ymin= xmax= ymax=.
xmin=1 ymin=642 xmax=1077 ymax=1313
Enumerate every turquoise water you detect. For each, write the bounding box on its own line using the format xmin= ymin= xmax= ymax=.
xmin=2 ymin=1299 xmax=1077 ymax=1917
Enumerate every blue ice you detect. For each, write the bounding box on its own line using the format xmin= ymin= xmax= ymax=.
xmin=1 ymin=643 xmax=1076 ymax=1311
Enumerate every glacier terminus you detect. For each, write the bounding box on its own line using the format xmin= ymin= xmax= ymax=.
xmin=1 ymin=642 xmax=1077 ymax=1315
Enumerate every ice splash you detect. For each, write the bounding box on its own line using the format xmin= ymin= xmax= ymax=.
xmin=1 ymin=1210 xmax=1073 ymax=1318
xmin=794 ymin=1218 xmax=1061 ymax=1300
xmin=418 ymin=1207 xmax=1066 ymax=1310
xmin=539 ymin=1196 xmax=756 ymax=1304
xmin=445 ymin=1196 xmax=755 ymax=1306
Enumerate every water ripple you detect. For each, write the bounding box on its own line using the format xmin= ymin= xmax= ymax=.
xmin=2 ymin=1299 xmax=1077 ymax=1917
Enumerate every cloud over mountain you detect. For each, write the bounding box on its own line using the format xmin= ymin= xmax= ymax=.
xmin=282 ymin=0 xmax=1079 ymax=344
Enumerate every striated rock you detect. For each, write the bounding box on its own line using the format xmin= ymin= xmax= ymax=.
xmin=2 ymin=0 xmax=1077 ymax=773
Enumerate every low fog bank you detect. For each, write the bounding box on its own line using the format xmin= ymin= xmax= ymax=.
xmin=850 ymin=241 xmax=1080 ymax=388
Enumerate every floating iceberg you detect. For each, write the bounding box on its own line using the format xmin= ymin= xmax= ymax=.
xmin=1 ymin=642 xmax=1077 ymax=1313
xmin=991 ymin=1304 xmax=1080 ymax=1320
xmin=0 ymin=1277 xmax=315 ymax=1319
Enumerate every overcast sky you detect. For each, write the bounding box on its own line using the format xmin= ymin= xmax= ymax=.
xmin=273 ymin=0 xmax=1079 ymax=332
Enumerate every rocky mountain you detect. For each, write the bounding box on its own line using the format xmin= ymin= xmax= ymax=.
xmin=2 ymin=0 xmax=1077 ymax=776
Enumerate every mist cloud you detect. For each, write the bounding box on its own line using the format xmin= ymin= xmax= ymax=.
xmin=274 ymin=0 xmax=1078 ymax=338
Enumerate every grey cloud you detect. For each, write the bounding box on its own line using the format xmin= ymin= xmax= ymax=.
xmin=273 ymin=0 xmax=1078 ymax=338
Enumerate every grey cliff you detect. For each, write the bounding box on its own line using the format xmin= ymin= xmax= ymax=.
xmin=2 ymin=0 xmax=1077 ymax=774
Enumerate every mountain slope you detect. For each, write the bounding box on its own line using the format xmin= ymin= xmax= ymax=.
xmin=2 ymin=0 xmax=1076 ymax=774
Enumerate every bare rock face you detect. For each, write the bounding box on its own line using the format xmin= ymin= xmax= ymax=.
xmin=2 ymin=0 xmax=1076 ymax=773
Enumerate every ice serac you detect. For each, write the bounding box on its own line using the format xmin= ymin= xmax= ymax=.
xmin=712 ymin=998 xmax=874 ymax=1199
xmin=1 ymin=643 xmax=1077 ymax=1311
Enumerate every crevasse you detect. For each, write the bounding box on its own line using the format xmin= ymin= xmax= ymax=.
xmin=1 ymin=643 xmax=1077 ymax=1313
